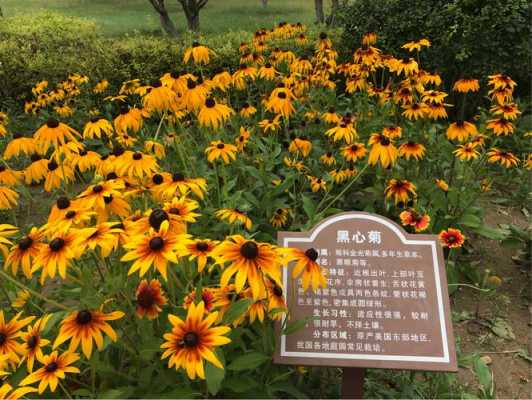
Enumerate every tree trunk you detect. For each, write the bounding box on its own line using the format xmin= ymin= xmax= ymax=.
xmin=315 ymin=0 xmax=325 ymax=24
xmin=148 ymin=0 xmax=179 ymax=36
xmin=186 ymin=12 xmax=200 ymax=31
xmin=261 ymin=0 xmax=268 ymax=7
xmin=159 ymin=10 xmax=179 ymax=36
xmin=326 ymin=0 xmax=339 ymax=26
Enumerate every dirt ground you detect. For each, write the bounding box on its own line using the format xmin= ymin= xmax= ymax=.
xmin=452 ymin=204 xmax=531 ymax=399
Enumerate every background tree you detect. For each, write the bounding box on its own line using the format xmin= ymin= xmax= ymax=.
xmin=148 ymin=0 xmax=179 ymax=36
xmin=178 ymin=0 xmax=208 ymax=32
xmin=314 ymin=0 xmax=324 ymax=23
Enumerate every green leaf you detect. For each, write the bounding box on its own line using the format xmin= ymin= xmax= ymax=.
xmin=98 ymin=387 xmax=134 ymax=399
xmin=205 ymin=360 xmax=225 ymax=395
xmin=489 ymin=318 xmax=515 ymax=340
xmin=268 ymin=382 xmax=308 ymax=399
xmin=458 ymin=213 xmax=481 ymax=228
xmin=501 ymin=237 xmax=523 ymax=249
xmin=222 ymin=299 xmax=252 ymax=325
xmin=473 ymin=356 xmax=493 ymax=396
xmin=473 ymin=225 xmax=508 ymax=240
xmin=224 ymin=376 xmax=257 ymax=393
xmin=283 ymin=316 xmax=315 ymax=335
xmin=301 ymin=194 xmax=316 ymax=219
xmin=227 ymin=352 xmax=270 ymax=371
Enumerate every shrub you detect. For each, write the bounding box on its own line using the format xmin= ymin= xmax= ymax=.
xmin=337 ymin=0 xmax=531 ymax=95
xmin=0 ymin=12 xmax=332 ymax=112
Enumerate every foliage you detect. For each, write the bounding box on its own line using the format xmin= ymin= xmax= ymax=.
xmin=337 ymin=0 xmax=531 ymax=96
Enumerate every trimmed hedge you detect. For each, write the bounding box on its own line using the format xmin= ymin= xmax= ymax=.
xmin=0 ymin=13 xmax=253 ymax=108
xmin=337 ymin=0 xmax=531 ymax=95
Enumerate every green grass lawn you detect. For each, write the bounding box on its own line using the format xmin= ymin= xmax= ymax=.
xmin=1 ymin=0 xmax=323 ymax=35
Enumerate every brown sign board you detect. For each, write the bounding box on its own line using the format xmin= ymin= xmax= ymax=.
xmin=274 ymin=212 xmax=457 ymax=372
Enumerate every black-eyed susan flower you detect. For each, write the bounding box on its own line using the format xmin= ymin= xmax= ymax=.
xmin=163 ymin=195 xmax=200 ymax=224
xmin=382 ymin=125 xmax=402 ymax=139
xmin=402 ymin=102 xmax=427 ymax=120
xmin=402 ymin=38 xmax=430 ymax=52
xmin=11 ymin=290 xmax=30 ymax=309
xmin=325 ymin=122 xmax=357 ymax=144
xmin=84 ymin=222 xmax=122 ymax=257
xmin=212 ymin=235 xmax=282 ymax=299
xmin=116 ymin=151 xmax=158 ymax=179
xmin=19 ymin=351 xmax=79 ymax=394
xmin=136 ymin=279 xmax=167 ymax=320
xmin=258 ymin=62 xmax=278 ymax=80
xmin=43 ymin=159 xmax=74 ymax=192
xmin=33 ymin=118 xmax=80 ymax=153
xmin=438 ymin=228 xmax=465 ymax=249
xmin=446 ymin=121 xmax=477 ymax=142
xmin=288 ymin=137 xmax=312 ymax=157
xmin=265 ymin=279 xmax=287 ymax=319
xmin=399 ymin=141 xmax=426 ymax=160
xmin=0 ymin=166 xmax=21 ymax=187
xmin=341 ymin=143 xmax=367 ymax=162
xmin=113 ymin=107 xmax=143 ymax=134
xmin=5 ymin=227 xmax=45 ymax=278
xmin=184 ymin=239 xmax=218 ymax=272
xmin=93 ymin=79 xmax=109 ymax=93
xmin=32 ymin=229 xmax=86 ymax=284
xmin=20 ymin=315 xmax=51 ymax=372
xmin=144 ymin=140 xmax=166 ymax=159
xmin=239 ymin=102 xmax=257 ymax=118
xmin=486 ymin=118 xmax=514 ymax=136
xmin=399 ymin=210 xmax=430 ymax=232
xmin=384 ymin=179 xmax=417 ymax=205
xmin=155 ymin=172 xmax=207 ymax=200
xmin=183 ymin=42 xmax=213 ymax=65
xmin=281 ymin=247 xmax=327 ymax=292
xmin=487 ymin=148 xmax=519 ymax=168
xmin=0 ymin=311 xmax=35 ymax=365
xmin=258 ymin=115 xmax=281 ymax=133
xmin=320 ymin=151 xmax=336 ymax=166
xmin=143 ymin=82 xmax=181 ymax=114
xmin=368 ymin=133 xmax=398 ymax=168
xmin=453 ymin=143 xmax=480 ymax=161
xmin=205 ymin=141 xmax=238 ymax=164
xmin=307 ymin=176 xmax=327 ymax=192
xmin=83 ymin=117 xmax=113 ymax=140
xmin=197 ymin=98 xmax=234 ymax=129
xmin=452 ymin=79 xmax=480 ymax=93
xmin=235 ymin=126 xmax=251 ymax=151
xmin=265 ymin=87 xmax=296 ymax=117
xmin=215 ymin=208 xmax=252 ymax=230
xmin=487 ymin=73 xmax=516 ymax=91
xmin=77 ymin=180 xmax=125 ymax=210
xmin=270 ymin=208 xmax=290 ymax=228
xmin=161 ymin=301 xmax=231 ymax=380
xmin=53 ymin=308 xmax=124 ymax=359
xmin=121 ymin=221 xmax=185 ymax=280
xmin=3 ymin=135 xmax=37 ymax=160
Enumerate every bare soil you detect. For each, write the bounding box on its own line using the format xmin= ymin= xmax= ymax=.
xmin=452 ymin=203 xmax=531 ymax=399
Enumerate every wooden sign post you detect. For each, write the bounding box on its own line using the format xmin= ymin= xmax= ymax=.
xmin=274 ymin=212 xmax=457 ymax=398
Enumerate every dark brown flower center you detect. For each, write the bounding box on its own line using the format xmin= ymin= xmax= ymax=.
xmin=49 ymin=238 xmax=65 ymax=252
xmin=76 ymin=310 xmax=92 ymax=325
xmin=137 ymin=287 xmax=155 ymax=309
xmin=65 ymin=210 xmax=77 ymax=219
xmin=273 ymin=285 xmax=283 ymax=297
xmin=133 ymin=152 xmax=143 ymax=160
xmin=196 ymin=241 xmax=209 ymax=252
xmin=205 ymin=98 xmax=215 ymax=108
xmin=27 ymin=335 xmax=39 ymax=349
xmin=93 ymin=184 xmax=103 ymax=193
xmin=277 ymin=92 xmax=287 ymax=99
xmin=46 ymin=118 xmax=60 ymax=128
xmin=149 ymin=209 xmax=169 ymax=230
xmin=149 ymin=236 xmax=165 ymax=251
xmin=47 ymin=160 xmax=58 ymax=171
xmin=18 ymin=236 xmax=33 ymax=251
xmin=240 ymin=241 xmax=259 ymax=259
xmin=152 ymin=174 xmax=164 ymax=185
xmin=183 ymin=332 xmax=199 ymax=347
xmin=0 ymin=332 xmax=6 ymax=345
xmin=45 ymin=361 xmax=58 ymax=373
xmin=216 ymin=143 xmax=225 ymax=149
xmin=380 ymin=136 xmax=391 ymax=146
xmin=56 ymin=196 xmax=70 ymax=209
xmin=305 ymin=248 xmax=318 ymax=261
